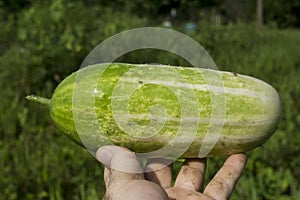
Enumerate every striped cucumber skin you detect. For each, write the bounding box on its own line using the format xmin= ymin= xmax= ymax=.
xmin=49 ymin=63 xmax=281 ymax=157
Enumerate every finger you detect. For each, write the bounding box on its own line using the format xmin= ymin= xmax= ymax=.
xmin=174 ymin=158 xmax=207 ymax=192
xmin=96 ymin=146 xmax=144 ymax=183
xmin=144 ymin=158 xmax=173 ymax=188
xmin=204 ymin=153 xmax=247 ymax=200
xmin=166 ymin=187 xmax=214 ymax=200
xmin=103 ymin=167 xmax=110 ymax=188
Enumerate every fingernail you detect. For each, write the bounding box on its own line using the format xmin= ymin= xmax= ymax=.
xmin=96 ymin=148 xmax=112 ymax=166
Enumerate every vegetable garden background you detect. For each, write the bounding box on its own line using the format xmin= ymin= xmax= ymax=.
xmin=0 ymin=0 xmax=299 ymax=199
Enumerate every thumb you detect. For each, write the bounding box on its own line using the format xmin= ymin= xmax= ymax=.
xmin=96 ymin=146 xmax=144 ymax=180
xmin=96 ymin=146 xmax=169 ymax=200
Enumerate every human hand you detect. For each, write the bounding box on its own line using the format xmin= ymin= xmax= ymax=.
xmin=96 ymin=146 xmax=247 ymax=200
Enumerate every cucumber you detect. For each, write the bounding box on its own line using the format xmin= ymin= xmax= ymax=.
xmin=26 ymin=63 xmax=281 ymax=158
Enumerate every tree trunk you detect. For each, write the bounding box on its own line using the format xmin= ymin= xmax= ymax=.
xmin=257 ymin=0 xmax=263 ymax=30
xmin=216 ymin=11 xmax=221 ymax=27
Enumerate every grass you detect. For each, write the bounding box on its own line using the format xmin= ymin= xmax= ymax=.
xmin=0 ymin=24 xmax=299 ymax=199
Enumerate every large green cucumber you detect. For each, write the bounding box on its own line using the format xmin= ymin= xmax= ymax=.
xmin=27 ymin=63 xmax=281 ymax=157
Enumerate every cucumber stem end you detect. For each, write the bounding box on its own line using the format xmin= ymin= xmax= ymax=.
xmin=26 ymin=95 xmax=51 ymax=107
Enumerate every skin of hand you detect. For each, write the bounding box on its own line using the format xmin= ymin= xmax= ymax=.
xmin=96 ymin=146 xmax=247 ymax=200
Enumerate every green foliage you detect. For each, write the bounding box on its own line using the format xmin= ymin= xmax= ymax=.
xmin=190 ymin=24 xmax=300 ymax=200
xmin=0 ymin=0 xmax=299 ymax=199
xmin=0 ymin=0 xmax=146 ymax=199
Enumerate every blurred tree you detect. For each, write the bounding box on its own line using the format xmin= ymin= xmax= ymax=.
xmin=220 ymin=0 xmax=255 ymax=24
xmin=1 ymin=0 xmax=299 ymax=28
xmin=264 ymin=0 xmax=300 ymax=28
xmin=1 ymin=0 xmax=31 ymax=12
